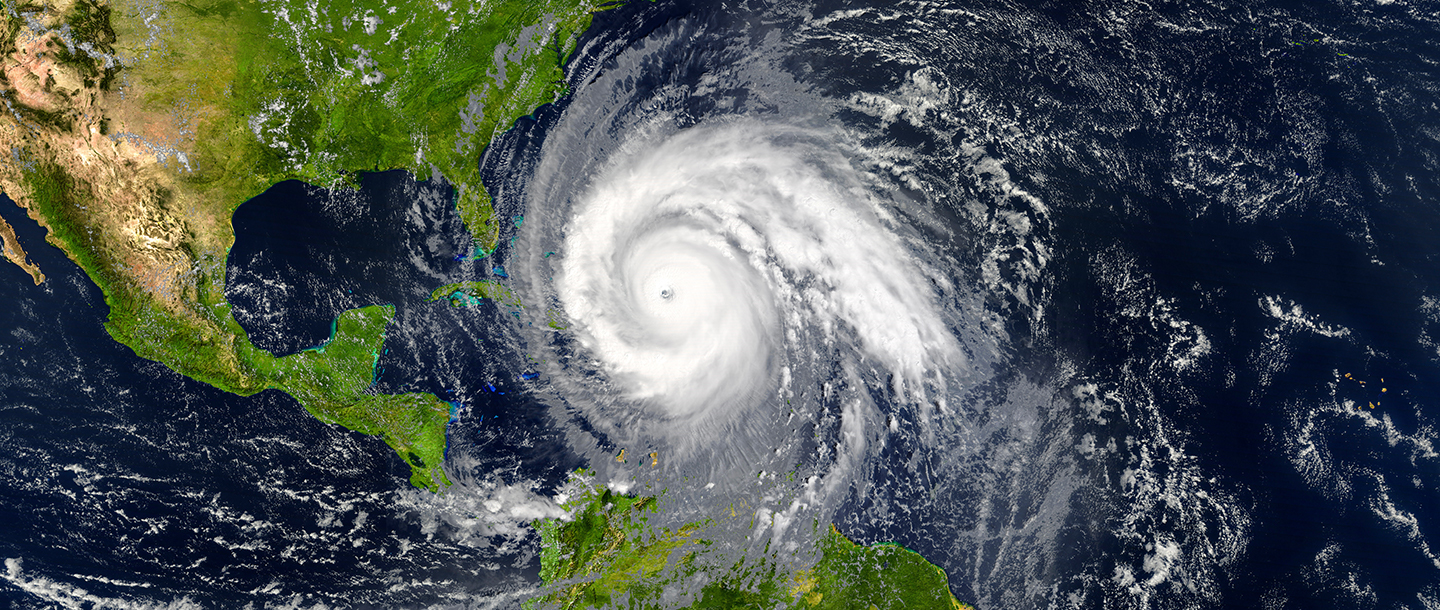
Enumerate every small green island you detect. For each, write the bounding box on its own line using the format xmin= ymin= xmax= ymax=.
xmin=428 ymin=280 xmax=523 ymax=309
xmin=530 ymin=475 xmax=975 ymax=610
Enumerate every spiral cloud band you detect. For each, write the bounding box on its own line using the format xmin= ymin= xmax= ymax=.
xmin=541 ymin=122 xmax=963 ymax=448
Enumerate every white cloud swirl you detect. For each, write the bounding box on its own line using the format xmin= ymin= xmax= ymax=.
xmin=543 ymin=121 xmax=963 ymax=451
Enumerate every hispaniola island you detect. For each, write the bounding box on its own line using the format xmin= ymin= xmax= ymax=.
xmin=1 ymin=0 xmax=1439 ymax=607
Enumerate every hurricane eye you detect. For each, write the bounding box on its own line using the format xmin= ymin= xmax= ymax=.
xmin=659 ymin=288 xmax=673 ymax=300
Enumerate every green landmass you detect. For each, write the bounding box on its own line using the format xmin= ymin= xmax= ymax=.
xmin=427 ymin=280 xmax=522 ymax=309
xmin=0 ymin=0 xmax=605 ymax=488
xmin=529 ymin=476 xmax=975 ymax=610
xmin=425 ymin=280 xmax=578 ymax=332
xmin=243 ymin=305 xmax=452 ymax=490
xmin=800 ymin=527 xmax=973 ymax=610
xmin=534 ymin=488 xmax=704 ymax=609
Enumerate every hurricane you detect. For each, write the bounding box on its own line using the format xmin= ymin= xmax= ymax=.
xmin=525 ymin=121 xmax=966 ymax=456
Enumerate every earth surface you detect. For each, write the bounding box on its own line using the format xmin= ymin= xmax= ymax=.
xmin=3 ymin=0 xmax=1440 ymax=608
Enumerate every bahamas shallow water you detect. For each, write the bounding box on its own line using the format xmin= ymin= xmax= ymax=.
xmin=4 ymin=0 xmax=1440 ymax=608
